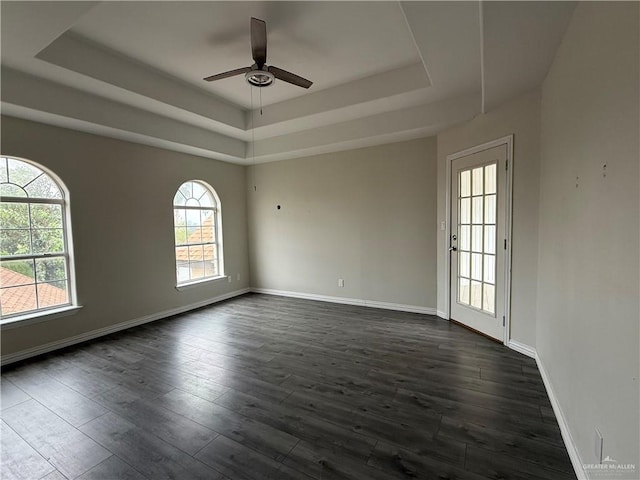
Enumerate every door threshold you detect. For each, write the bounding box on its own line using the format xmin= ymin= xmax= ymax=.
xmin=449 ymin=318 xmax=502 ymax=344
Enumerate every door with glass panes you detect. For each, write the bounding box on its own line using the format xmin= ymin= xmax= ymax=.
xmin=450 ymin=144 xmax=507 ymax=341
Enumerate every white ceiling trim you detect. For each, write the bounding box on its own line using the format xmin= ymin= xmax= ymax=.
xmin=248 ymin=62 xmax=429 ymax=132
xmin=1 ymin=68 xmax=246 ymax=162
xmin=251 ymin=92 xmax=481 ymax=162
xmin=2 ymin=68 xmax=479 ymax=165
xmin=0 ymin=1 xmax=576 ymax=165
xmin=1 ymin=103 xmax=244 ymax=165
xmin=37 ymin=32 xmax=246 ymax=136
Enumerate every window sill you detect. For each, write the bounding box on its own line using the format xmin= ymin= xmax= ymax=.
xmin=1 ymin=305 xmax=83 ymax=330
xmin=175 ymin=275 xmax=228 ymax=291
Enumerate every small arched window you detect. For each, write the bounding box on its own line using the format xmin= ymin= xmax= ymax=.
xmin=0 ymin=157 xmax=74 ymax=318
xmin=173 ymin=180 xmax=223 ymax=285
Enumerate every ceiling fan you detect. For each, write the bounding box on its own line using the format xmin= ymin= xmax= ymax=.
xmin=203 ymin=17 xmax=313 ymax=89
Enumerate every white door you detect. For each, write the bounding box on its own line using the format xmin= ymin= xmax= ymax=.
xmin=450 ymin=144 xmax=507 ymax=341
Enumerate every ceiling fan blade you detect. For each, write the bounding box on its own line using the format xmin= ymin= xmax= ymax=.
xmin=203 ymin=67 xmax=251 ymax=82
xmin=251 ymin=17 xmax=267 ymax=68
xmin=268 ymin=66 xmax=313 ymax=89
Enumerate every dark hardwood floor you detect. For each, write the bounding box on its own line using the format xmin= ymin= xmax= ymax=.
xmin=1 ymin=293 xmax=575 ymax=480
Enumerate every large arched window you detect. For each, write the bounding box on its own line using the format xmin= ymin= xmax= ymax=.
xmin=0 ymin=157 xmax=74 ymax=318
xmin=173 ymin=180 xmax=223 ymax=285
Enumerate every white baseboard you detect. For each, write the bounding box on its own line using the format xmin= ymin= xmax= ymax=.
xmin=508 ymin=340 xmax=584 ymax=479
xmin=251 ymin=288 xmax=437 ymax=316
xmin=536 ymin=353 xmax=587 ymax=480
xmin=437 ymin=310 xmax=448 ymax=320
xmin=508 ymin=339 xmax=536 ymax=359
xmin=0 ymin=288 xmax=251 ymax=366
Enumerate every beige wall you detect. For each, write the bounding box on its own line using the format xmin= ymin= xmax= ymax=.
xmin=248 ymin=137 xmax=438 ymax=310
xmin=1 ymin=116 xmax=250 ymax=358
xmin=437 ymin=89 xmax=541 ymax=348
xmin=538 ymin=2 xmax=639 ymax=472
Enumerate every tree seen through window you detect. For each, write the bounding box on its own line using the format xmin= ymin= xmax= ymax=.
xmin=0 ymin=157 xmax=71 ymax=317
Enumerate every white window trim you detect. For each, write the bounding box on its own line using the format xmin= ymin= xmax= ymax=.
xmin=0 ymin=156 xmax=78 ymax=319
xmin=173 ymin=180 xmax=224 ymax=287
xmin=175 ymin=275 xmax=229 ymax=291
xmin=1 ymin=305 xmax=82 ymax=330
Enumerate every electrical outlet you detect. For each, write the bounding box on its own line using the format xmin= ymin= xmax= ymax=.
xmin=237 ymin=273 xmax=241 ymax=281
xmin=227 ymin=276 xmax=232 ymax=283
xmin=595 ymin=428 xmax=603 ymax=464
xmin=338 ymin=278 xmax=345 ymax=288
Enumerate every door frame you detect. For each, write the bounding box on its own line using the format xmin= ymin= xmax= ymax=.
xmin=444 ymin=135 xmax=514 ymax=345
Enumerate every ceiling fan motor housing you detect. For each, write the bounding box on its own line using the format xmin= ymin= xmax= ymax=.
xmin=246 ymin=68 xmax=275 ymax=87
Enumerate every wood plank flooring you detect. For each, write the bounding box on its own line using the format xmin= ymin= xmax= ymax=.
xmin=1 ymin=293 xmax=575 ymax=479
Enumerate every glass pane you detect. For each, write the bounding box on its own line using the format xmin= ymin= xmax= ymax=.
xmin=31 ymin=204 xmax=63 ymax=229
xmin=203 ymin=244 xmax=216 ymax=262
xmin=174 ymin=209 xmax=186 ymax=227
xmin=173 ymin=191 xmax=187 ymax=206
xmin=186 ymin=227 xmax=202 ymax=244
xmin=459 ymin=277 xmax=470 ymax=305
xmin=0 ymin=158 xmax=7 ymax=183
xmin=472 ymin=167 xmax=483 ymax=196
xmin=176 ymin=262 xmax=190 ymax=282
xmin=37 ymin=281 xmax=68 ymax=308
xmin=472 ymin=225 xmax=483 ymax=252
xmin=32 ymin=229 xmax=64 ymax=254
xmin=0 ymin=259 xmax=35 ymax=286
xmin=179 ymin=182 xmax=193 ymax=201
xmin=485 ymin=164 xmax=497 ymax=194
xmin=35 ymin=257 xmax=66 ymax=282
xmin=186 ymin=209 xmax=201 ymax=227
xmin=199 ymin=191 xmax=215 ymax=207
xmin=472 ymin=197 xmax=483 ymax=224
xmin=190 ymin=262 xmax=205 ymax=280
xmin=484 ymin=255 xmax=495 ymax=284
xmin=460 ymin=198 xmax=470 ymax=224
xmin=189 ymin=245 xmax=204 ymax=262
xmin=485 ymin=195 xmax=496 ymax=224
xmin=460 ymin=225 xmax=470 ymax=251
xmin=483 ymin=283 xmax=495 ymax=314
xmin=201 ymin=212 xmax=215 ymax=241
xmin=0 ymin=285 xmax=36 ymax=315
xmin=8 ymin=159 xmax=41 ymax=187
xmin=201 ymin=209 xmax=214 ymax=222
xmin=0 ymin=229 xmax=31 ymax=255
xmin=0 ymin=183 xmax=26 ymax=197
xmin=25 ymin=175 xmax=62 ymax=199
xmin=460 ymin=170 xmax=471 ymax=198
xmin=186 ymin=198 xmax=200 ymax=207
xmin=471 ymin=253 xmax=482 ymax=281
xmin=0 ymin=202 xmax=29 ymax=228
xmin=204 ymin=261 xmax=218 ymax=277
xmin=175 ymin=227 xmax=187 ymax=245
xmin=484 ymin=226 xmax=496 ymax=254
xmin=459 ymin=251 xmax=470 ymax=278
xmin=175 ymin=246 xmax=189 ymax=263
xmin=192 ymin=182 xmax=207 ymax=201
xmin=470 ymin=281 xmax=482 ymax=309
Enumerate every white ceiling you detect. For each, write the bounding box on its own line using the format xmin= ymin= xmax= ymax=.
xmin=1 ymin=1 xmax=576 ymax=165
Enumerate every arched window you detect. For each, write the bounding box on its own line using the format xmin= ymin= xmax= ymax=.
xmin=0 ymin=157 xmax=74 ymax=318
xmin=173 ymin=180 xmax=223 ymax=285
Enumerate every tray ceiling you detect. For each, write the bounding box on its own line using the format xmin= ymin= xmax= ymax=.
xmin=1 ymin=1 xmax=576 ymax=164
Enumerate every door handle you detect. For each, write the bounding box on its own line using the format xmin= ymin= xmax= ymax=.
xmin=449 ymin=246 xmax=457 ymax=252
